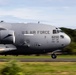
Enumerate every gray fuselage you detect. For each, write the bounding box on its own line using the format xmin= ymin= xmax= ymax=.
xmin=0 ymin=22 xmax=71 ymax=55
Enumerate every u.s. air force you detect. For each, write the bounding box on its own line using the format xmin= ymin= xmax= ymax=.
xmin=22 ymin=31 xmax=50 ymax=34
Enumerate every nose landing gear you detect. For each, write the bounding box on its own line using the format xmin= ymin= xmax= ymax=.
xmin=51 ymin=53 xmax=57 ymax=59
xmin=51 ymin=50 xmax=61 ymax=59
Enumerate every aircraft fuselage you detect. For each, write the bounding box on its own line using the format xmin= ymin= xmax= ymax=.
xmin=0 ymin=22 xmax=71 ymax=56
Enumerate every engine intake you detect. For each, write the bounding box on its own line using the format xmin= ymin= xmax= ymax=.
xmin=0 ymin=30 xmax=15 ymax=44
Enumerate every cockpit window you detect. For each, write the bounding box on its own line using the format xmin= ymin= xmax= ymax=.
xmin=58 ymin=29 xmax=64 ymax=33
xmin=53 ymin=30 xmax=57 ymax=34
xmin=60 ymin=30 xmax=63 ymax=32
xmin=60 ymin=35 xmax=64 ymax=38
xmin=57 ymin=30 xmax=59 ymax=33
xmin=53 ymin=29 xmax=63 ymax=34
xmin=53 ymin=30 xmax=60 ymax=34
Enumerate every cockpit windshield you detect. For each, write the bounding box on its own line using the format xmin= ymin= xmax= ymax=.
xmin=57 ymin=28 xmax=64 ymax=33
xmin=59 ymin=30 xmax=63 ymax=32
xmin=53 ymin=29 xmax=63 ymax=34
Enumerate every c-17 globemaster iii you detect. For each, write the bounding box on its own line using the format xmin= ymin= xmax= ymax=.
xmin=0 ymin=21 xmax=71 ymax=59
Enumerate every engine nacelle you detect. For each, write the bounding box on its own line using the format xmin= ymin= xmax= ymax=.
xmin=0 ymin=30 xmax=15 ymax=44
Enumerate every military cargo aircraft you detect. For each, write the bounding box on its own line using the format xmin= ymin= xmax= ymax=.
xmin=0 ymin=21 xmax=71 ymax=59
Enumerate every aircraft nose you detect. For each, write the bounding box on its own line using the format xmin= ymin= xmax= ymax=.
xmin=65 ymin=34 xmax=71 ymax=45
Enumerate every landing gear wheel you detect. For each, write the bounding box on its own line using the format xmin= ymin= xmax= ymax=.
xmin=51 ymin=54 xmax=57 ymax=59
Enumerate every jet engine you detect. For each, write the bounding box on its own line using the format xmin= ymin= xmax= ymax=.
xmin=0 ymin=30 xmax=15 ymax=44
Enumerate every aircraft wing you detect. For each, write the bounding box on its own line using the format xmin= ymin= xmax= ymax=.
xmin=0 ymin=44 xmax=17 ymax=53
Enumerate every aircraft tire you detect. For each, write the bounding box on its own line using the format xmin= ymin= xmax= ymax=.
xmin=51 ymin=54 xmax=57 ymax=59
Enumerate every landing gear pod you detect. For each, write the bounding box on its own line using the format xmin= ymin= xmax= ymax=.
xmin=0 ymin=30 xmax=15 ymax=44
